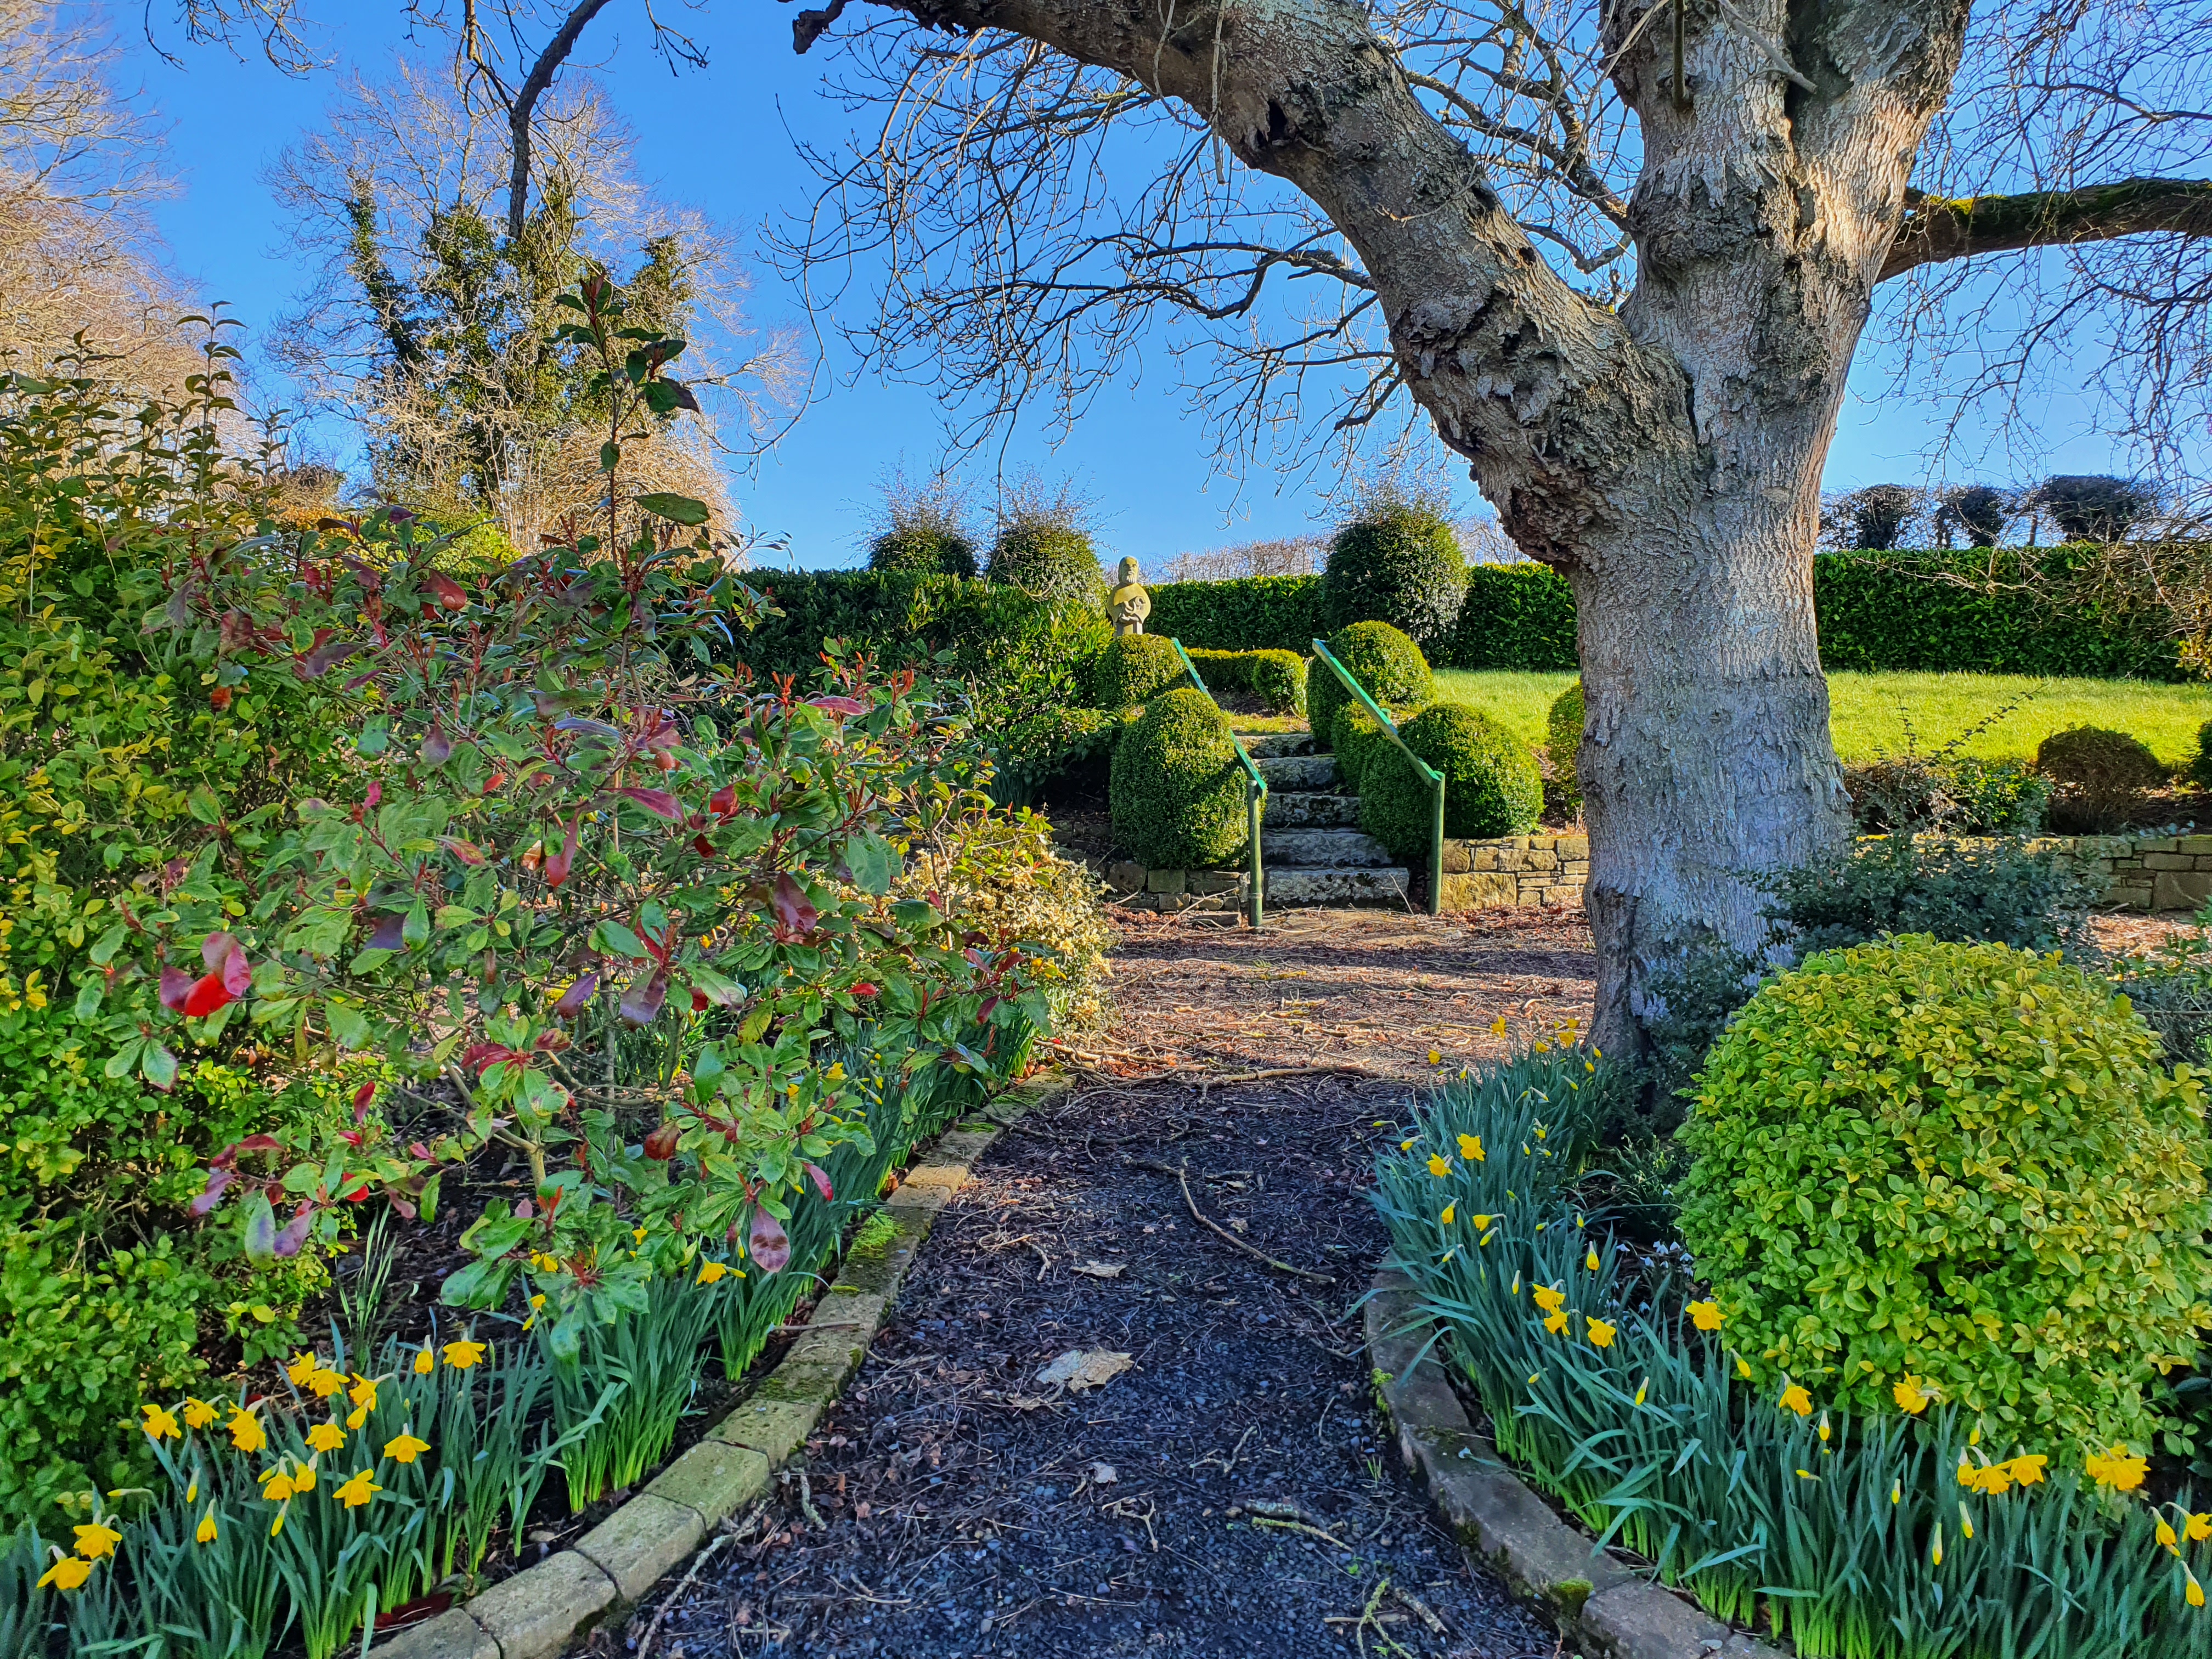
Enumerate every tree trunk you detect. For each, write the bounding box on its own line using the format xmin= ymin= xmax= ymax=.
xmin=1570 ymin=460 xmax=1852 ymax=1052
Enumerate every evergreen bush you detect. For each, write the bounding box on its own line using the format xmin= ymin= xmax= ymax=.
xmin=1360 ymin=702 xmax=1542 ymax=862
xmin=1332 ymin=702 xmax=1397 ymax=794
xmin=1545 ymin=680 xmax=1584 ymax=814
xmin=1308 ymin=620 xmax=1432 ymax=752
xmin=1109 ymin=687 xmax=1246 ymax=868
xmin=1321 ymin=494 xmax=1465 ymax=647
xmin=989 ymin=515 xmax=1107 ymax=606
xmin=1189 ymin=647 xmax=1305 ymax=715
xmin=1679 ymin=934 xmax=2212 ymax=1453
xmin=2034 ymin=725 xmax=2167 ymax=831
xmin=1090 ymin=633 xmax=1184 ymax=708
xmin=868 ymin=523 xmax=978 ymax=579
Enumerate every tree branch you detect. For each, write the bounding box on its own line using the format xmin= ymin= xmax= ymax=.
xmin=1881 ymin=176 xmax=2212 ymax=281
xmin=504 ymin=0 xmax=616 ymax=241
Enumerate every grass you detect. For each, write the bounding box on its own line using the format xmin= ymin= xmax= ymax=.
xmin=1431 ymin=669 xmax=2212 ymax=769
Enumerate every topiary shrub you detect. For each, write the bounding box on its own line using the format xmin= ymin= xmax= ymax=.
xmin=1360 ymin=702 xmax=1542 ymax=863
xmin=1308 ymin=620 xmax=1432 ymax=752
xmin=1321 ymin=493 xmax=1465 ymax=647
xmin=2191 ymin=719 xmax=2212 ymax=792
xmin=2034 ymin=725 xmax=2166 ymax=832
xmin=1545 ymin=680 xmax=1584 ymax=816
xmin=1678 ymin=934 xmax=2212 ymax=1455
xmin=868 ymin=523 xmax=978 ymax=579
xmin=1333 ymin=701 xmax=1401 ymax=795
xmin=1187 ymin=647 xmax=1306 ymax=715
xmin=1109 ymin=687 xmax=1246 ymax=868
xmin=1090 ymin=633 xmax=1184 ymax=708
xmin=989 ymin=513 xmax=1107 ymax=606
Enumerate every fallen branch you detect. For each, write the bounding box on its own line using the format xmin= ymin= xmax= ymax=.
xmin=1253 ymin=1516 xmax=1349 ymax=1548
xmin=634 ymin=1504 xmax=762 ymax=1659
xmin=1127 ymin=1159 xmax=1336 ymax=1285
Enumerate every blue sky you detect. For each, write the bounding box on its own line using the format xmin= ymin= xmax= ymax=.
xmin=122 ymin=7 xmax=2141 ymax=571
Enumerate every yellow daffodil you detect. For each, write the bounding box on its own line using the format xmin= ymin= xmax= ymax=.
xmin=1818 ymin=1412 xmax=1831 ymax=1446
xmin=1779 ymin=1385 xmax=1813 ymax=1418
xmin=1893 ymin=1375 xmax=1933 ymax=1415
xmin=2188 ymin=1510 xmax=2212 ymax=1543
xmin=292 ymin=1462 xmax=316 ymax=1493
xmin=1426 ymin=1154 xmax=1451 ymax=1179
xmin=1584 ymin=1246 xmax=1600 ymax=1272
xmin=142 ymin=1403 xmax=180 ymax=1441
xmin=306 ymin=1422 xmax=345 ymax=1454
xmin=1891 ymin=1479 xmax=1902 ymax=1505
xmin=346 ymin=1401 xmax=371 ymax=1432
xmin=1932 ymin=1522 xmax=1944 ymax=1568
xmin=414 ymin=1344 xmax=435 ymax=1375
xmin=443 ymin=1339 xmax=488 ymax=1370
xmin=1440 ymin=1203 xmax=1455 ymax=1226
xmin=182 ymin=1398 xmax=218 ymax=1430
xmin=1960 ymin=1501 xmax=1973 ymax=1541
xmin=307 ymin=1369 xmax=346 ymax=1401
xmin=1585 ymin=1317 xmax=1617 ymax=1348
xmin=1796 ymin=1469 xmax=1819 ymax=1480
xmin=334 ymin=1471 xmax=381 ymax=1509
xmin=1957 ymin=1455 xmax=1976 ymax=1488
xmin=285 ymin=1352 xmax=320 ymax=1387
xmin=1736 ymin=1356 xmax=1753 ymax=1380
xmin=1470 ymin=1213 xmax=1493 ymax=1230
xmin=37 ymin=1554 xmax=91 ymax=1591
xmin=1400 ymin=1138 xmax=1415 ymax=1152
xmin=1973 ymin=1462 xmax=2012 ymax=1496
xmin=228 ymin=1406 xmax=266 ymax=1454
xmin=258 ymin=1466 xmax=297 ymax=1504
xmin=195 ymin=1507 xmax=218 ymax=1545
xmin=825 ymin=1062 xmax=847 ymax=1084
xmin=697 ymin=1261 xmax=730 ymax=1286
xmin=1509 ymin=1274 xmax=1521 ymax=1296
xmin=2011 ymin=1453 xmax=2049 ymax=1487
xmin=1686 ymin=1301 xmax=1722 ymax=1332
xmin=2162 ymin=1517 xmax=2182 ymax=1554
xmin=348 ymin=1375 xmax=380 ymax=1413
xmin=1532 ymin=1284 xmax=1566 ymax=1314
xmin=383 ymin=1432 xmax=431 ymax=1465
xmin=1633 ymin=1378 xmax=1649 ymax=1406
xmin=1490 ymin=1016 xmax=1506 ymax=1036
xmin=1458 ymin=1134 xmax=1485 ymax=1163
xmin=1543 ymin=1311 xmax=1568 ymax=1336
xmin=2191 ymin=1568 xmax=2207 ymax=1609
xmin=72 ymin=1522 xmax=121 ymax=1561
xmin=1427 ymin=1049 xmax=1441 ymax=1065
xmin=2086 ymin=1444 xmax=2149 ymax=1493
xmin=185 ymin=1476 xmax=198 ymax=1505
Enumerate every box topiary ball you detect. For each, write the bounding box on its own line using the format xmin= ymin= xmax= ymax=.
xmin=1308 ymin=620 xmax=1432 ymax=754
xmin=1358 ymin=702 xmax=1540 ymax=862
xmin=867 ymin=525 xmax=978 ymax=579
xmin=988 ymin=520 xmax=1108 ymax=605
xmin=1678 ymin=934 xmax=2212 ymax=1457
xmin=1089 ymin=634 xmax=1184 ymax=709
xmin=1332 ymin=701 xmax=1401 ymax=795
xmin=1320 ymin=502 xmax=1465 ymax=648
xmin=1545 ymin=680 xmax=1583 ymax=815
xmin=1109 ymin=687 xmax=1247 ymax=870
xmin=2035 ymin=724 xmax=2166 ymax=831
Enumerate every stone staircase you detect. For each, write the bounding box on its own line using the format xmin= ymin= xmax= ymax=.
xmin=1240 ymin=731 xmax=1410 ymax=907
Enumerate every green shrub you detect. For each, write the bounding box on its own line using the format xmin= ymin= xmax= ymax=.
xmin=1360 ymin=702 xmax=1542 ymax=862
xmin=1109 ymin=687 xmax=1246 ymax=868
xmin=990 ymin=706 xmax=1129 ymax=808
xmin=1332 ymin=701 xmax=1401 ymax=795
xmin=1189 ymin=647 xmax=1305 ymax=715
xmin=2193 ymin=720 xmax=2212 ymax=791
xmin=989 ymin=517 xmax=1107 ymax=606
xmin=1308 ymin=620 xmax=1432 ymax=752
xmin=1844 ymin=756 xmax=2053 ymax=834
xmin=2035 ymin=724 xmax=2168 ymax=831
xmin=1321 ymin=500 xmax=1465 ymax=648
xmin=1090 ymin=633 xmax=1184 ymax=708
xmin=1445 ymin=563 xmax=1580 ymax=670
xmin=1679 ymin=934 xmax=2212 ymax=1454
xmin=868 ymin=524 xmax=978 ymax=579
xmin=1545 ymin=680 xmax=1584 ymax=814
xmin=1148 ymin=575 xmax=1323 ymax=653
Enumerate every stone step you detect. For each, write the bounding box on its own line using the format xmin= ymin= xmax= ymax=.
xmin=1256 ymin=753 xmax=1338 ymax=790
xmin=1262 ymin=827 xmax=1395 ymax=868
xmin=1263 ymin=790 xmax=1358 ymax=828
xmin=1234 ymin=731 xmax=1314 ymax=759
xmin=1263 ymin=866 xmax=1411 ymax=907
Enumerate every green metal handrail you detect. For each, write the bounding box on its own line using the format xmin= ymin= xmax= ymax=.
xmin=1311 ymin=639 xmax=1443 ymax=916
xmin=1169 ymin=638 xmax=1267 ymax=929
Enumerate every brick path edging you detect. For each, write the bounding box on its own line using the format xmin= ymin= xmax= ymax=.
xmin=1365 ymin=1268 xmax=1786 ymax=1659
xmin=375 ymin=1071 xmax=1073 ymax=1659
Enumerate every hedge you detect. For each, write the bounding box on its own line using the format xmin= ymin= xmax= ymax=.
xmin=1150 ymin=553 xmax=2190 ymax=680
xmin=1109 ymin=687 xmax=1248 ymax=868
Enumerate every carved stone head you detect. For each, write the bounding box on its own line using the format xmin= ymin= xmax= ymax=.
xmin=1115 ymin=556 xmax=1142 ymax=586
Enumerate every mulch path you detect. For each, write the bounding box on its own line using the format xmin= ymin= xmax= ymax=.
xmin=612 ymin=906 xmax=1593 ymax=1658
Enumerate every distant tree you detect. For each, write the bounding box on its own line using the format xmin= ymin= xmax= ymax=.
xmin=1160 ymin=535 xmax=1327 ymax=582
xmin=1937 ymin=486 xmax=2011 ymax=549
xmin=2033 ymin=475 xmax=2158 ymax=544
xmin=1847 ymin=486 xmax=1924 ymax=551
xmin=987 ymin=473 xmax=1105 ymax=603
xmin=867 ymin=471 xmax=977 ymax=577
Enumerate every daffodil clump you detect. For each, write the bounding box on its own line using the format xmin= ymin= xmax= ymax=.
xmin=1378 ymin=1039 xmax=2212 ymax=1659
xmin=1679 ymin=935 xmax=2212 ymax=1457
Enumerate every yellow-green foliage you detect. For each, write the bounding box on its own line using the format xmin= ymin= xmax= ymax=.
xmin=1308 ymin=620 xmax=1431 ymax=753
xmin=1090 ymin=633 xmax=1183 ymax=708
xmin=1679 ymin=934 xmax=2212 ymax=1456
xmin=1188 ymin=647 xmax=1305 ymax=716
xmin=1546 ymin=680 xmax=1583 ymax=810
xmin=1109 ymin=687 xmax=1245 ymax=869
xmin=908 ymin=806 xmax=1116 ymax=1034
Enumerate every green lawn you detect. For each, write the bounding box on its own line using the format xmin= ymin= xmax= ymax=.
xmin=1431 ymin=669 xmax=2212 ymax=769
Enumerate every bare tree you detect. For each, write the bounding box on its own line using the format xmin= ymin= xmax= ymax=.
xmin=1160 ymin=534 xmax=1325 ymax=580
xmin=769 ymin=0 xmax=2210 ymax=1047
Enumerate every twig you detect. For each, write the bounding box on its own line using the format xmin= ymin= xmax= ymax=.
xmin=795 ymin=1469 xmax=825 ymax=1531
xmin=1390 ymin=1584 xmax=1453 ymax=1638
xmin=634 ymin=1504 xmax=760 ymax=1658
xmin=1197 ymin=1063 xmax=1393 ymax=1091
xmin=1252 ymin=1516 xmax=1349 ymax=1548
xmin=1127 ymin=1160 xmax=1335 ymax=1285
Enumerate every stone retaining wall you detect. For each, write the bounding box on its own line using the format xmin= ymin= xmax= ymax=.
xmin=1100 ymin=861 xmax=1248 ymax=913
xmin=1437 ymin=834 xmax=1589 ymax=911
xmin=2034 ymin=833 xmax=2212 ymax=912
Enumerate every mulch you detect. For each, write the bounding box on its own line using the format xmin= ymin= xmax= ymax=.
xmin=606 ymin=905 xmax=1596 ymax=1658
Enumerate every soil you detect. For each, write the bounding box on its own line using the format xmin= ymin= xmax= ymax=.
xmin=605 ymin=907 xmax=1595 ymax=1658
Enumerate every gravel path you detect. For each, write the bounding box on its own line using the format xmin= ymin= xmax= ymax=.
xmin=615 ymin=906 xmax=1593 ymax=1658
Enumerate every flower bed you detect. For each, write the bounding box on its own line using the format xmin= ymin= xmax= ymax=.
xmin=1375 ymin=1043 xmax=2212 ymax=1659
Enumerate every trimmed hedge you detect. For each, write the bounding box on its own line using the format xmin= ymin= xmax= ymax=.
xmin=1359 ymin=702 xmax=1542 ymax=861
xmin=1150 ymin=552 xmax=2191 ymax=679
xmin=1090 ymin=633 xmax=1184 ymax=708
xmin=989 ymin=520 xmax=1108 ymax=605
xmin=1322 ymin=505 xmax=1465 ymax=648
xmin=1109 ymin=687 xmax=1246 ymax=868
xmin=1309 ymin=621 xmax=1432 ymax=754
xmin=868 ymin=525 xmax=978 ymax=579
xmin=1545 ymin=680 xmax=1584 ymax=812
xmin=1333 ymin=701 xmax=1403 ymax=795
xmin=1148 ymin=574 xmax=1324 ymax=653
xmin=1189 ymin=647 xmax=1305 ymax=715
